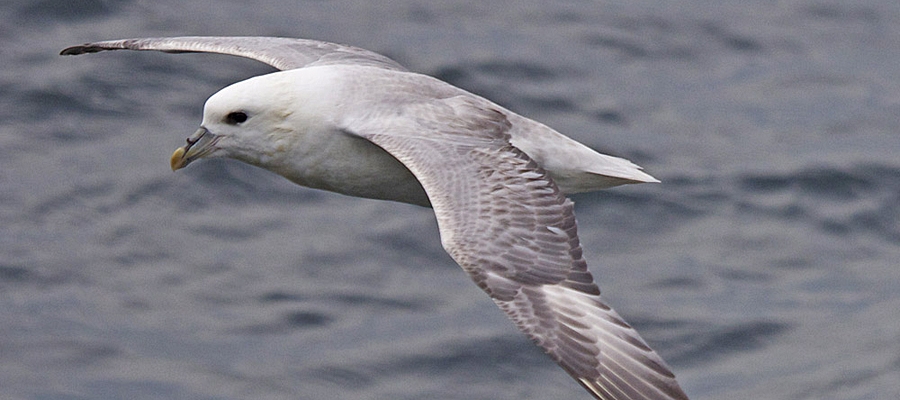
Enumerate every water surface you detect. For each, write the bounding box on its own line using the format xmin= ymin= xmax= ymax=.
xmin=2 ymin=1 xmax=899 ymax=399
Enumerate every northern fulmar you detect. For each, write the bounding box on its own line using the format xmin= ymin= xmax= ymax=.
xmin=61 ymin=36 xmax=688 ymax=400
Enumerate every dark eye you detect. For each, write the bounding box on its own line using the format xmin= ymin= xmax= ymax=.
xmin=225 ymin=111 xmax=248 ymax=125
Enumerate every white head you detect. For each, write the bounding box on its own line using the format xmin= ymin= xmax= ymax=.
xmin=170 ymin=68 xmax=337 ymax=171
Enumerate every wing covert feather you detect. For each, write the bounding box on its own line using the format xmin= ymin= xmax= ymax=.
xmin=351 ymin=96 xmax=689 ymax=400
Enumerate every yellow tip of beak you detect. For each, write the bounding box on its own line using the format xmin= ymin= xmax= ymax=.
xmin=170 ymin=147 xmax=187 ymax=171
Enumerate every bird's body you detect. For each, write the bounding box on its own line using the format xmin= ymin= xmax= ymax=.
xmin=200 ymin=64 xmax=656 ymax=206
xmin=61 ymin=36 xmax=688 ymax=400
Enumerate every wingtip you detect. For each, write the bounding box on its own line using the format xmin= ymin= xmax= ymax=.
xmin=59 ymin=45 xmax=85 ymax=56
xmin=60 ymin=39 xmax=135 ymax=56
xmin=60 ymin=44 xmax=107 ymax=56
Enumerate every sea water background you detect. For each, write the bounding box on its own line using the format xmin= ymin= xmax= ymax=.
xmin=2 ymin=1 xmax=899 ymax=399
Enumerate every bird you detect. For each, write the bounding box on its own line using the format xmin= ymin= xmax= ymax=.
xmin=61 ymin=36 xmax=689 ymax=400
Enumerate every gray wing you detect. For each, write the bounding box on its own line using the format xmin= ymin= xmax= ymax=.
xmin=60 ymin=36 xmax=408 ymax=71
xmin=349 ymin=96 xmax=689 ymax=400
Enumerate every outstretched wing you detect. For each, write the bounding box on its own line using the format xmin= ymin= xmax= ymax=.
xmin=60 ymin=36 xmax=408 ymax=72
xmin=347 ymin=95 xmax=689 ymax=400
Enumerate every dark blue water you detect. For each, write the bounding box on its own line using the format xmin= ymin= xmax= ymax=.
xmin=3 ymin=1 xmax=899 ymax=399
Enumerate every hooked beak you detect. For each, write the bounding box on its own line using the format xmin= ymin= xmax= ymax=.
xmin=170 ymin=127 xmax=220 ymax=171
